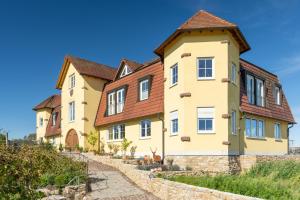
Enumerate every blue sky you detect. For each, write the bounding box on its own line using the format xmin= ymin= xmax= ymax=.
xmin=0 ymin=0 xmax=299 ymax=145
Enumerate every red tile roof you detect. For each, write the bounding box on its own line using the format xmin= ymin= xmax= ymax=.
xmin=113 ymin=58 xmax=143 ymax=80
xmin=95 ymin=59 xmax=163 ymax=126
xmin=33 ymin=94 xmax=61 ymax=111
xmin=154 ymin=10 xmax=250 ymax=56
xmin=56 ymin=55 xmax=117 ymax=89
xmin=240 ymin=59 xmax=295 ymax=123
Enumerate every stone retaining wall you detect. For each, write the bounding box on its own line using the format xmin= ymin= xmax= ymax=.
xmin=85 ymin=154 xmax=260 ymax=200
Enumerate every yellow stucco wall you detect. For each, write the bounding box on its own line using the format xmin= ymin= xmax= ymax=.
xmin=98 ymin=115 xmax=163 ymax=157
xmin=240 ymin=113 xmax=288 ymax=155
xmin=36 ymin=108 xmax=51 ymax=142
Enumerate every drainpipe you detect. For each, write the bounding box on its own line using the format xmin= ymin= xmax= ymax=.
xmin=287 ymin=123 xmax=295 ymax=154
xmin=158 ymin=113 xmax=165 ymax=164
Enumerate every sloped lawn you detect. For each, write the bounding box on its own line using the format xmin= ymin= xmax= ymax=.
xmin=161 ymin=161 xmax=300 ymax=199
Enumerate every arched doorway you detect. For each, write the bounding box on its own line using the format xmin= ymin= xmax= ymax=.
xmin=65 ymin=129 xmax=79 ymax=150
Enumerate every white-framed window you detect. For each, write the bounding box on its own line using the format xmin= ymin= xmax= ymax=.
xmin=116 ymin=89 xmax=125 ymax=113
xmin=170 ymin=110 xmax=178 ymax=135
xmin=108 ymin=92 xmax=115 ymax=115
xmin=52 ymin=112 xmax=57 ymax=126
xmin=197 ymin=107 xmax=214 ymax=133
xmin=69 ymin=101 xmax=75 ymax=122
xmin=275 ymin=87 xmax=281 ymax=105
xmin=170 ymin=64 xmax=178 ymax=86
xmin=256 ymin=78 xmax=264 ymax=106
xmin=245 ymin=118 xmax=264 ymax=138
xmin=139 ymin=79 xmax=149 ymax=101
xmin=274 ymin=123 xmax=281 ymax=139
xmin=111 ymin=124 xmax=125 ymax=141
xmin=120 ymin=65 xmax=132 ymax=78
xmin=140 ymin=120 xmax=151 ymax=138
xmin=197 ymin=57 xmax=214 ymax=79
xmin=247 ymin=75 xmax=255 ymax=104
xmin=231 ymin=63 xmax=237 ymax=84
xmin=231 ymin=110 xmax=237 ymax=135
xmin=39 ymin=117 xmax=43 ymax=127
xmin=69 ymin=73 xmax=75 ymax=89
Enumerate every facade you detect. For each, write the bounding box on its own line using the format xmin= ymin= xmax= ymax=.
xmin=34 ymin=10 xmax=295 ymax=170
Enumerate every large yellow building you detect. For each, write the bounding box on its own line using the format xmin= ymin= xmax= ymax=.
xmin=34 ymin=10 xmax=295 ymax=171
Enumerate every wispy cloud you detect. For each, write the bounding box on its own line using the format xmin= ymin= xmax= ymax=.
xmin=274 ymin=55 xmax=300 ymax=76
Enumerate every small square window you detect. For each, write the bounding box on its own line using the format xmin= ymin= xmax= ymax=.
xmin=197 ymin=107 xmax=214 ymax=133
xmin=198 ymin=58 xmax=214 ymax=79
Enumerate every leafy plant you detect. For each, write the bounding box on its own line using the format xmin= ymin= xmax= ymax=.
xmin=87 ymin=130 xmax=98 ymax=151
xmin=112 ymin=144 xmax=120 ymax=155
xmin=130 ymin=146 xmax=137 ymax=158
xmin=121 ymin=138 xmax=132 ymax=156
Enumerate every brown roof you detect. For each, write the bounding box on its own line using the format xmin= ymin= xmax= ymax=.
xmin=95 ymin=59 xmax=164 ymax=126
xmin=113 ymin=59 xmax=143 ymax=80
xmin=154 ymin=10 xmax=250 ymax=56
xmin=240 ymin=59 xmax=295 ymax=123
xmin=56 ymin=55 xmax=117 ymax=89
xmin=45 ymin=105 xmax=61 ymax=137
xmin=33 ymin=94 xmax=61 ymax=111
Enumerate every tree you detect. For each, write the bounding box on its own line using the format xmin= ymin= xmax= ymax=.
xmin=87 ymin=130 xmax=98 ymax=151
xmin=121 ymin=138 xmax=132 ymax=157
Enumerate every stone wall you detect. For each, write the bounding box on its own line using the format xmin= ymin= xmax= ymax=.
xmin=85 ymin=154 xmax=260 ymax=200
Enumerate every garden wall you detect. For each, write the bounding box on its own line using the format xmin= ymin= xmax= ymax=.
xmin=85 ymin=154 xmax=260 ymax=200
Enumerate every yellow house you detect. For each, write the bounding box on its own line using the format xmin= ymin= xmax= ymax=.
xmin=34 ymin=10 xmax=295 ymax=171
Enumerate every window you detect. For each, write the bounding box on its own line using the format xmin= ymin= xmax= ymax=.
xmin=120 ymin=65 xmax=132 ymax=78
xmin=39 ymin=117 xmax=43 ymax=127
xmin=198 ymin=57 xmax=214 ymax=79
xmin=275 ymin=87 xmax=281 ymax=105
xmin=170 ymin=64 xmax=178 ymax=86
xmin=52 ymin=112 xmax=57 ymax=126
xmin=274 ymin=123 xmax=281 ymax=139
xmin=170 ymin=111 xmax=178 ymax=135
xmin=140 ymin=120 xmax=151 ymax=138
xmin=247 ymin=75 xmax=255 ymax=104
xmin=108 ymin=92 xmax=115 ymax=115
xmin=231 ymin=63 xmax=237 ymax=84
xmin=245 ymin=118 xmax=264 ymax=138
xmin=139 ymin=79 xmax=149 ymax=101
xmin=116 ymin=89 xmax=125 ymax=113
xmin=256 ymin=79 xmax=264 ymax=106
xmin=110 ymin=124 xmax=125 ymax=141
xmin=197 ymin=107 xmax=214 ymax=133
xmin=69 ymin=74 xmax=75 ymax=89
xmin=231 ymin=110 xmax=237 ymax=134
xmin=69 ymin=101 xmax=75 ymax=122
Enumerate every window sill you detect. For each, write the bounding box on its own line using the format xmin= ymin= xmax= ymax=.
xmin=170 ymin=133 xmax=178 ymax=137
xmin=197 ymin=132 xmax=215 ymax=134
xmin=169 ymin=83 xmax=178 ymax=89
xmin=275 ymin=139 xmax=283 ymax=142
xmin=197 ymin=78 xmax=215 ymax=81
xmin=231 ymin=133 xmax=238 ymax=136
xmin=139 ymin=137 xmax=151 ymax=140
xmin=69 ymin=121 xmax=75 ymax=123
xmin=231 ymin=81 xmax=238 ymax=86
xmin=246 ymin=137 xmax=266 ymax=141
xmin=107 ymin=139 xmax=123 ymax=142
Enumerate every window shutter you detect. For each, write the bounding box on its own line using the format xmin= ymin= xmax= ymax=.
xmin=197 ymin=107 xmax=214 ymax=118
xmin=170 ymin=111 xmax=178 ymax=120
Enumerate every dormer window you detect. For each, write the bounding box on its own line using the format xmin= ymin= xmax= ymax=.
xmin=275 ymin=86 xmax=281 ymax=105
xmin=117 ymin=88 xmax=125 ymax=113
xmin=108 ymin=92 xmax=115 ymax=115
xmin=120 ymin=65 xmax=132 ymax=78
xmin=256 ymin=78 xmax=264 ymax=107
xmin=69 ymin=74 xmax=75 ymax=89
xmin=107 ymin=87 xmax=127 ymax=116
xmin=139 ymin=79 xmax=149 ymax=101
xmin=246 ymin=74 xmax=265 ymax=107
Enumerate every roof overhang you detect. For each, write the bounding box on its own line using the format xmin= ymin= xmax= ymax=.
xmin=56 ymin=57 xmax=71 ymax=90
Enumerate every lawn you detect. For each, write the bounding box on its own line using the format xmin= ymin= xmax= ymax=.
xmin=160 ymin=161 xmax=300 ymax=199
xmin=0 ymin=144 xmax=87 ymax=200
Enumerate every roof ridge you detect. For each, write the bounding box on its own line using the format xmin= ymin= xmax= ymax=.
xmin=122 ymin=58 xmax=143 ymax=66
xmin=66 ymin=55 xmax=116 ymax=71
xmin=240 ymin=58 xmax=278 ymax=78
xmin=201 ymin=10 xmax=236 ymax=27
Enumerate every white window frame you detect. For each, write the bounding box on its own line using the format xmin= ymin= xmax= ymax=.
xmin=275 ymin=87 xmax=281 ymax=105
xmin=231 ymin=110 xmax=237 ymax=135
xmin=257 ymin=120 xmax=265 ymax=138
xmin=110 ymin=124 xmax=125 ymax=141
xmin=69 ymin=101 xmax=75 ymax=122
xmin=39 ymin=117 xmax=43 ymax=127
xmin=197 ymin=107 xmax=215 ymax=134
xmin=140 ymin=120 xmax=151 ymax=139
xmin=120 ymin=65 xmax=132 ymax=78
xmin=108 ymin=92 xmax=115 ymax=115
xmin=170 ymin=110 xmax=179 ymax=136
xmin=52 ymin=112 xmax=57 ymax=126
xmin=231 ymin=63 xmax=237 ymax=84
xmin=247 ymin=75 xmax=255 ymax=104
xmin=139 ymin=79 xmax=149 ymax=101
xmin=170 ymin=64 xmax=178 ymax=86
xmin=274 ymin=123 xmax=281 ymax=140
xmin=116 ymin=89 xmax=125 ymax=113
xmin=197 ymin=57 xmax=214 ymax=80
xmin=69 ymin=73 xmax=75 ymax=89
xmin=245 ymin=118 xmax=265 ymax=138
xmin=256 ymin=78 xmax=265 ymax=107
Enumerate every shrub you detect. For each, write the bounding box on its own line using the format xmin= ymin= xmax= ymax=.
xmin=130 ymin=146 xmax=137 ymax=158
xmin=108 ymin=143 xmax=113 ymax=154
xmin=121 ymin=138 xmax=132 ymax=157
xmin=87 ymin=131 xmax=98 ymax=151
xmin=112 ymin=144 xmax=120 ymax=155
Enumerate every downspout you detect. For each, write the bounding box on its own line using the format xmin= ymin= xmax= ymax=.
xmin=158 ymin=113 xmax=165 ymax=164
xmin=287 ymin=123 xmax=295 ymax=154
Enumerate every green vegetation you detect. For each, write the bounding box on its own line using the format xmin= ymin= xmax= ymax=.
xmin=0 ymin=144 xmax=87 ymax=200
xmin=163 ymin=161 xmax=300 ymax=199
xmin=87 ymin=130 xmax=98 ymax=151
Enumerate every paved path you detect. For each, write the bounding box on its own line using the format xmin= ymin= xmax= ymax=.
xmin=86 ymin=158 xmax=159 ymax=200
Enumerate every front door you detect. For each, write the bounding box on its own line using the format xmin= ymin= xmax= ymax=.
xmin=65 ymin=129 xmax=79 ymax=150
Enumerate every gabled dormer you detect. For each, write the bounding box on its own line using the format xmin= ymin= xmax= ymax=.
xmin=114 ymin=59 xmax=143 ymax=80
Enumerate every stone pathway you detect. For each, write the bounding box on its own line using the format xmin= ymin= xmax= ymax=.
xmin=86 ymin=158 xmax=159 ymax=200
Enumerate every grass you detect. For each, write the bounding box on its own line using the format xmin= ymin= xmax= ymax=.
xmin=162 ymin=160 xmax=300 ymax=199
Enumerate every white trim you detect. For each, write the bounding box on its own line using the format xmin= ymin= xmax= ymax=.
xmin=170 ymin=63 xmax=178 ymax=86
xmin=170 ymin=110 xmax=179 ymax=136
xmin=69 ymin=73 xmax=75 ymax=89
xmin=197 ymin=57 xmax=215 ymax=80
xmin=120 ymin=65 xmax=132 ymax=78
xmin=69 ymin=101 xmax=75 ymax=122
xmin=197 ymin=107 xmax=215 ymax=134
xmin=274 ymin=122 xmax=281 ymax=140
xmin=275 ymin=87 xmax=281 ymax=105
xmin=116 ymin=88 xmax=125 ymax=113
xmin=231 ymin=110 xmax=237 ymax=135
xmin=139 ymin=79 xmax=149 ymax=101
xmin=140 ymin=119 xmax=151 ymax=139
xmin=231 ymin=62 xmax=237 ymax=85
